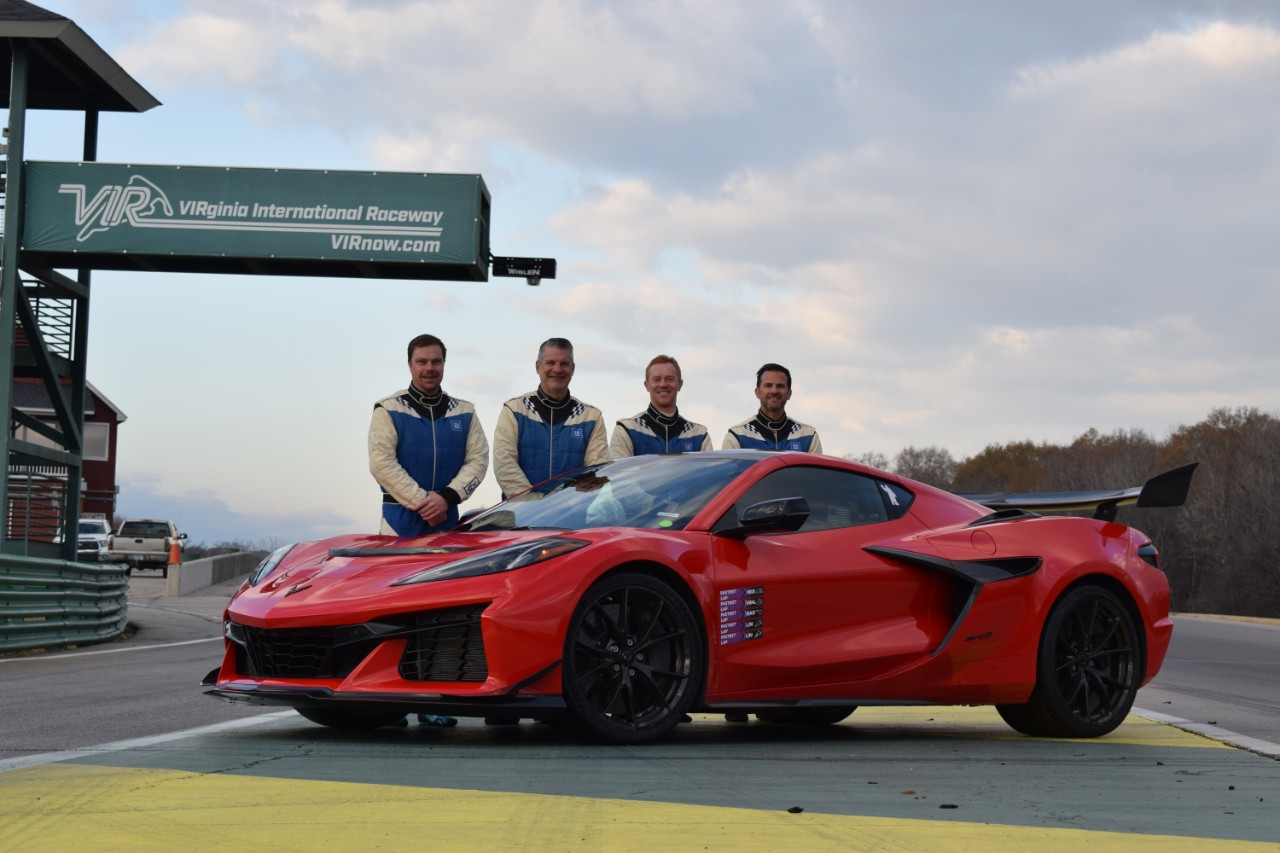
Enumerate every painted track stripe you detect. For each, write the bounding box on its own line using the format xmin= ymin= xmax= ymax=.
xmin=0 ymin=712 xmax=292 ymax=774
xmin=1133 ymin=707 xmax=1280 ymax=759
xmin=0 ymin=636 xmax=220 ymax=665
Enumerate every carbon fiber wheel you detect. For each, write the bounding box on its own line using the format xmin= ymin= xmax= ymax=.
xmin=997 ymin=585 xmax=1141 ymax=738
xmin=558 ymin=573 xmax=704 ymax=744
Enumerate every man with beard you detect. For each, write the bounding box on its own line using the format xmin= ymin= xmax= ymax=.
xmin=722 ymin=362 xmax=823 ymax=454
xmin=369 ymin=333 xmax=488 ymax=728
xmin=369 ymin=334 xmax=488 ymax=536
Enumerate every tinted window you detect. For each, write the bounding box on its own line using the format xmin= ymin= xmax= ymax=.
xmin=875 ymin=480 xmax=914 ymax=520
xmin=722 ymin=466 xmax=895 ymax=533
xmin=119 ymin=521 xmax=171 ymax=537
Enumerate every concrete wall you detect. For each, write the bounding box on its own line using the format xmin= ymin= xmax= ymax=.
xmin=166 ymin=552 xmax=259 ymax=597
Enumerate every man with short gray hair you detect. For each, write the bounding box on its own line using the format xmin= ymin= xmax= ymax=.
xmin=493 ymin=337 xmax=609 ymax=498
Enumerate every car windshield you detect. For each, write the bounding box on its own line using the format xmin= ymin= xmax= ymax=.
xmin=79 ymin=520 xmax=108 ymax=534
xmin=461 ymin=454 xmax=758 ymax=532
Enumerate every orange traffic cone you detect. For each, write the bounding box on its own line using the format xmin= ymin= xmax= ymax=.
xmin=168 ymin=536 xmax=181 ymax=566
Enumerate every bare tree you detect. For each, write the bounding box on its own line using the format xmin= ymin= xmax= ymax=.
xmin=844 ymin=451 xmax=891 ymax=472
xmin=893 ymin=445 xmax=958 ymax=489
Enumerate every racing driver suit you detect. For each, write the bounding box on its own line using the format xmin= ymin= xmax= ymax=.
xmin=722 ymin=413 xmax=823 ymax=454
xmin=493 ymin=389 xmax=609 ymax=498
xmin=369 ymin=386 xmax=488 ymax=536
xmin=611 ymin=404 xmax=713 ymax=458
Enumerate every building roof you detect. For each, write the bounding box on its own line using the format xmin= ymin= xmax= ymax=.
xmin=0 ymin=0 xmax=160 ymax=112
xmin=11 ymin=376 xmax=128 ymax=422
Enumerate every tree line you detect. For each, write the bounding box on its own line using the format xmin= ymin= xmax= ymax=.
xmin=847 ymin=406 xmax=1279 ymax=618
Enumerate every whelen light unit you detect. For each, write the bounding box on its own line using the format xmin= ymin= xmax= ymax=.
xmin=491 ymin=256 xmax=557 ymax=286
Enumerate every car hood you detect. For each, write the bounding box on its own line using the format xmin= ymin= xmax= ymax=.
xmin=227 ymin=529 xmax=586 ymax=625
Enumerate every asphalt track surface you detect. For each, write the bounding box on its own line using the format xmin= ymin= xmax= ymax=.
xmin=1 ymin=576 xmax=1277 ymax=851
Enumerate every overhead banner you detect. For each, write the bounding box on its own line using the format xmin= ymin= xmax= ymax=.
xmin=20 ymin=161 xmax=490 ymax=281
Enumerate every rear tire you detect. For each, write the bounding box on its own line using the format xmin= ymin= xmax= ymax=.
xmin=296 ymin=707 xmax=406 ymax=731
xmin=997 ymin=585 xmax=1141 ymax=738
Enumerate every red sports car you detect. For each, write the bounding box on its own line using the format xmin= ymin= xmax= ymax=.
xmin=205 ymin=451 xmax=1195 ymax=744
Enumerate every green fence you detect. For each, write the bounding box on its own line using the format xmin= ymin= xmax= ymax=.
xmin=0 ymin=555 xmax=129 ymax=653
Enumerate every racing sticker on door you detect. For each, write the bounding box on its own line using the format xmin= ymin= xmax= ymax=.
xmin=719 ymin=586 xmax=764 ymax=645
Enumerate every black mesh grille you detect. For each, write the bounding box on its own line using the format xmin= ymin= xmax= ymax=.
xmin=231 ymin=603 xmax=489 ymax=681
xmin=240 ymin=625 xmax=357 ymax=678
xmin=398 ymin=604 xmax=489 ymax=682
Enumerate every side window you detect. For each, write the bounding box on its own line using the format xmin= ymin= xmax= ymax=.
xmin=724 ymin=466 xmax=892 ymax=533
xmin=876 ymin=480 xmax=914 ymax=520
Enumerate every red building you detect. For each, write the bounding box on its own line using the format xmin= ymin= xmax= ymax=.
xmin=10 ymin=377 xmax=126 ymax=535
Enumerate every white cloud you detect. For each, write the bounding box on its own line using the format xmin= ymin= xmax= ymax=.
xmin=23 ymin=2 xmax=1280 ymax=541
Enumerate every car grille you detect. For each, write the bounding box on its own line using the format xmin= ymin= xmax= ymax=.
xmin=238 ymin=625 xmax=358 ymax=678
xmin=397 ymin=605 xmax=489 ymax=682
xmin=232 ymin=604 xmax=489 ymax=682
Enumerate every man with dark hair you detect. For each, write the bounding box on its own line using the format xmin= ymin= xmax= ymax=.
xmin=369 ymin=334 xmax=488 ymax=536
xmin=611 ymin=354 xmax=712 ymax=458
xmin=493 ymin=337 xmax=609 ymax=498
xmin=369 ymin=334 xmax=488 ymax=728
xmin=722 ymin=362 xmax=823 ymax=453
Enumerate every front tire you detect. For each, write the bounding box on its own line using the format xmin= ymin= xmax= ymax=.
xmin=296 ymin=707 xmax=406 ymax=731
xmin=557 ymin=572 xmax=704 ymax=744
xmin=997 ymin=585 xmax=1142 ymax=738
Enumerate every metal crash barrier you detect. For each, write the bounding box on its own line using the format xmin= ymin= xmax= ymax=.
xmin=0 ymin=555 xmax=128 ymax=653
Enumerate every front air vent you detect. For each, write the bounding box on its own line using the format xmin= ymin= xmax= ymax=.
xmin=397 ymin=604 xmax=489 ymax=682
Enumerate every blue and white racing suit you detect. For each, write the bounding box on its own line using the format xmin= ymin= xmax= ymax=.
xmin=610 ymin=406 xmax=712 ymax=458
xmin=492 ymin=389 xmax=609 ymax=497
xmin=369 ymin=387 xmax=488 ymax=536
xmin=722 ymin=413 xmax=823 ymax=454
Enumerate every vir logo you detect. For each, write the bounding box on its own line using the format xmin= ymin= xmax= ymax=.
xmin=58 ymin=174 xmax=173 ymax=241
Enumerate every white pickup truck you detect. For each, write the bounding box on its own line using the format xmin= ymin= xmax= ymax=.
xmin=107 ymin=518 xmax=187 ymax=576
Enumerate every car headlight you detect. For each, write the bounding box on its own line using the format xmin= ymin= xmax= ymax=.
xmin=392 ymin=537 xmax=589 ymax=586
xmin=249 ymin=543 xmax=297 ymax=586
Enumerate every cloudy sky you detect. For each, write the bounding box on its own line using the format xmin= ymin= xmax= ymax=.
xmin=14 ymin=0 xmax=1278 ymax=545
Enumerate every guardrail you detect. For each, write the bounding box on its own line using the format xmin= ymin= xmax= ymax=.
xmin=0 ymin=554 xmax=128 ymax=653
xmin=167 ymin=551 xmax=259 ymax=597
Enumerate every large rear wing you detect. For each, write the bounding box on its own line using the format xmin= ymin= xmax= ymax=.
xmin=956 ymin=462 xmax=1198 ymax=522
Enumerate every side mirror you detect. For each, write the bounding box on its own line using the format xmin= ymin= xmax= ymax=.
xmin=715 ymin=496 xmax=810 ymax=539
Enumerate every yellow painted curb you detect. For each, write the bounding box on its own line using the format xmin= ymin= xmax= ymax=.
xmin=0 ymin=763 xmax=1268 ymax=852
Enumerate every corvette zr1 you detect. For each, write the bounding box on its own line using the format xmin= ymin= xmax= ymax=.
xmin=205 ymin=451 xmax=1196 ymax=744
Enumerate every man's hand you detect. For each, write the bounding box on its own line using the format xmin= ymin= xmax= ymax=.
xmin=414 ymin=491 xmax=449 ymax=527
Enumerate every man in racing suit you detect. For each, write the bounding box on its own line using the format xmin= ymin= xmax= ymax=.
xmin=611 ymin=354 xmax=712 ymax=457
xmin=369 ymin=334 xmax=488 ymax=537
xmin=493 ymin=337 xmax=609 ymax=498
xmin=723 ymin=362 xmax=823 ymax=453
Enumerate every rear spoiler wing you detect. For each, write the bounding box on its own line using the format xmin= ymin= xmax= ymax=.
xmin=956 ymin=462 xmax=1198 ymax=522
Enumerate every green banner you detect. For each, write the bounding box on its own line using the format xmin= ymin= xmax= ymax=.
xmin=21 ymin=161 xmax=489 ymax=279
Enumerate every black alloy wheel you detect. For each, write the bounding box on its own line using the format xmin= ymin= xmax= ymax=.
xmin=997 ymin=584 xmax=1142 ymax=738
xmin=557 ymin=572 xmax=704 ymax=744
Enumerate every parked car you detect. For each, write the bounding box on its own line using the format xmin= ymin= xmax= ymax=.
xmin=52 ymin=515 xmax=112 ymax=562
xmin=108 ymin=518 xmax=187 ymax=576
xmin=205 ymin=451 xmax=1195 ymax=744
xmin=75 ymin=516 xmax=113 ymax=562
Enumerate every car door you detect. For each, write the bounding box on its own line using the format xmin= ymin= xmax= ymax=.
xmin=709 ymin=465 xmax=955 ymax=695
